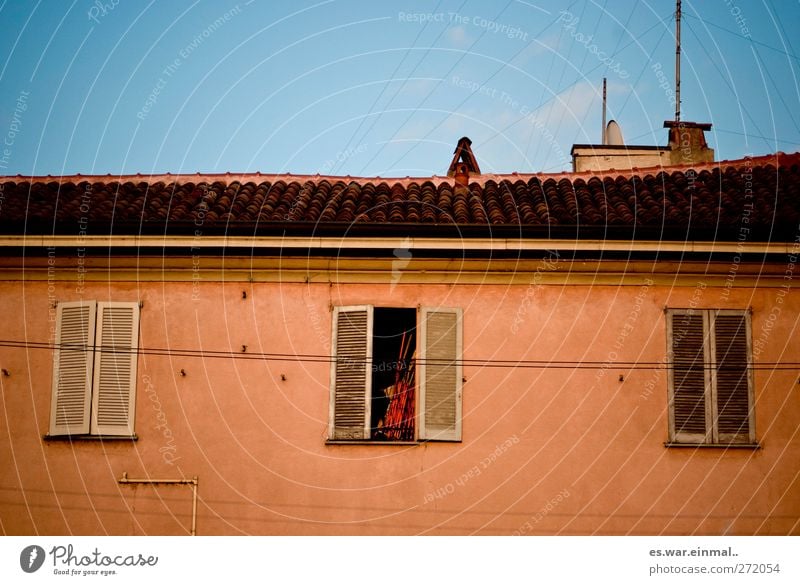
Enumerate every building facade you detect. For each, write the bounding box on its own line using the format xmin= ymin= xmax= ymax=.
xmin=0 ymin=150 xmax=798 ymax=535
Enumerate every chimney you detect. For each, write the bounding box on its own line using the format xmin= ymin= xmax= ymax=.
xmin=447 ymin=136 xmax=481 ymax=185
xmin=454 ymin=163 xmax=470 ymax=187
xmin=663 ymin=120 xmax=714 ymax=165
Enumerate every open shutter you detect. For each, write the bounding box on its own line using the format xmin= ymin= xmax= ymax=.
xmin=329 ymin=306 xmax=372 ymax=440
xmin=667 ymin=311 xmax=710 ymax=443
xmin=49 ymin=301 xmax=96 ymax=436
xmin=90 ymin=302 xmax=139 ymax=436
xmin=713 ymin=311 xmax=753 ymax=443
xmin=419 ymin=307 xmax=462 ymax=441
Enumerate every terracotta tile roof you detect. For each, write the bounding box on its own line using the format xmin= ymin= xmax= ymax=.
xmin=1 ymin=152 xmax=799 ymax=241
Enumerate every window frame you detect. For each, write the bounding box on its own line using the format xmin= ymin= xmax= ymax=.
xmin=328 ymin=305 xmax=463 ymax=443
xmin=665 ymin=308 xmax=756 ymax=446
xmin=48 ymin=300 xmax=140 ymax=438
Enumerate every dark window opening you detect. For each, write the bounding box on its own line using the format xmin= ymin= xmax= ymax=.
xmin=371 ymin=308 xmax=416 ymax=441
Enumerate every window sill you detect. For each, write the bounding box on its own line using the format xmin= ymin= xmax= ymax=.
xmin=664 ymin=442 xmax=760 ymax=449
xmin=326 ymin=440 xmax=418 ymax=446
xmin=325 ymin=439 xmax=462 ymax=445
xmin=44 ymin=434 xmax=138 ymax=442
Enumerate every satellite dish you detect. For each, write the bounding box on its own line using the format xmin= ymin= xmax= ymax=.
xmin=605 ymin=120 xmax=624 ymax=145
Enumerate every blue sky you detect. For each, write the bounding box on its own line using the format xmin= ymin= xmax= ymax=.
xmin=0 ymin=0 xmax=798 ymax=177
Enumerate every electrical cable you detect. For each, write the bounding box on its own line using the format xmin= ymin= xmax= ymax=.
xmin=2 ymin=339 xmax=797 ymax=370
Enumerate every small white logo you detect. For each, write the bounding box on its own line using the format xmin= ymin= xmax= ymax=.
xmin=391 ymin=238 xmax=412 ymax=291
xmin=20 ymin=545 xmax=45 ymax=573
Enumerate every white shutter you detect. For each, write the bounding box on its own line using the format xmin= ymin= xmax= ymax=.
xmin=419 ymin=307 xmax=462 ymax=441
xmin=667 ymin=310 xmax=711 ymax=443
xmin=49 ymin=301 xmax=96 ymax=436
xmin=90 ymin=302 xmax=139 ymax=436
xmin=329 ymin=306 xmax=372 ymax=440
xmin=712 ymin=311 xmax=754 ymax=443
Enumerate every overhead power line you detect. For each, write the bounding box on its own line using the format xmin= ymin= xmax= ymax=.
xmin=1 ymin=339 xmax=797 ymax=370
xmin=682 ymin=12 xmax=800 ymax=63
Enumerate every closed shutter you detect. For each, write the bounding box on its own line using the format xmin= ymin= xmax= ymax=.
xmin=713 ymin=311 xmax=753 ymax=443
xmin=49 ymin=301 xmax=96 ymax=436
xmin=90 ymin=302 xmax=139 ymax=436
xmin=329 ymin=306 xmax=372 ymax=440
xmin=419 ymin=307 xmax=462 ymax=441
xmin=668 ymin=311 xmax=710 ymax=443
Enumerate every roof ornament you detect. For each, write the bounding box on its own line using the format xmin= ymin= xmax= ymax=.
xmin=447 ymin=137 xmax=481 ymax=186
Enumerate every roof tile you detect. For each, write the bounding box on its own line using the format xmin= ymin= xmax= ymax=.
xmin=1 ymin=153 xmax=799 ymax=240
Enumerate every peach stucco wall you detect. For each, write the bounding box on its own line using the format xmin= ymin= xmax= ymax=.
xmin=1 ymin=270 xmax=799 ymax=535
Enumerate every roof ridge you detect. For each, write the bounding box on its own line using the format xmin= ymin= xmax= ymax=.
xmin=2 ymin=152 xmax=797 ymax=186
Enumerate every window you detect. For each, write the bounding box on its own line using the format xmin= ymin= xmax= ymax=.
xmin=666 ymin=309 xmax=755 ymax=445
xmin=49 ymin=301 xmax=140 ymax=437
xmin=329 ymin=306 xmax=462 ymax=442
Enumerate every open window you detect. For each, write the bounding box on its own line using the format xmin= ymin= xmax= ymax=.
xmin=371 ymin=308 xmax=417 ymax=440
xmin=329 ymin=306 xmax=462 ymax=442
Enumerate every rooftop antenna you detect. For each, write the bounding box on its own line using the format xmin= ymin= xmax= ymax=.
xmin=601 ymin=77 xmax=607 ymax=144
xmin=675 ymin=0 xmax=681 ymax=121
